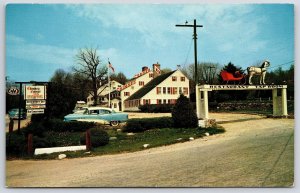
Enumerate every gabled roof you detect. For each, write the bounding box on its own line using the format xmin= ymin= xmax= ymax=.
xmin=125 ymin=70 xmax=176 ymax=101
xmin=120 ymin=69 xmax=151 ymax=91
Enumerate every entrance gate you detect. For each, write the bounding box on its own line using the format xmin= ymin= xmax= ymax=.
xmin=196 ymin=84 xmax=288 ymax=120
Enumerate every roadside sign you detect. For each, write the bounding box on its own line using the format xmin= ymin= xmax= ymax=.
xmin=26 ymin=100 xmax=46 ymax=105
xmin=27 ymin=109 xmax=45 ymax=114
xmin=24 ymin=85 xmax=47 ymax=100
xmin=7 ymin=87 xmax=20 ymax=95
xmin=26 ymin=104 xmax=46 ymax=109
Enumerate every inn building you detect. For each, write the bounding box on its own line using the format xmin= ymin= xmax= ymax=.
xmin=86 ymin=62 xmax=190 ymax=112
xmin=123 ymin=67 xmax=190 ymax=111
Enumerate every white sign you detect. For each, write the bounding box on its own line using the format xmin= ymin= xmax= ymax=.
xmin=25 ymin=86 xmax=47 ymax=100
xmin=27 ymin=109 xmax=45 ymax=114
xmin=26 ymin=105 xmax=46 ymax=109
xmin=26 ymin=100 xmax=46 ymax=105
xmin=7 ymin=87 xmax=20 ymax=95
xmin=199 ymin=84 xmax=287 ymax=91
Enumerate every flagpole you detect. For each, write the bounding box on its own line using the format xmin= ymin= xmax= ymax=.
xmin=108 ymin=59 xmax=111 ymax=108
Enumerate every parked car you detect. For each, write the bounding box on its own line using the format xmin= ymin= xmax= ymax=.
xmin=8 ymin=108 xmax=27 ymax=120
xmin=73 ymin=106 xmax=88 ymax=114
xmin=64 ymin=107 xmax=128 ymax=126
xmin=73 ymin=101 xmax=88 ymax=114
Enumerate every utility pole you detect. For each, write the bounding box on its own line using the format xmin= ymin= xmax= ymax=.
xmin=176 ymin=19 xmax=203 ymax=84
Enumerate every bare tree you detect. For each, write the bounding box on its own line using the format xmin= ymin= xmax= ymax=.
xmin=73 ymin=47 xmax=107 ymax=105
xmin=183 ymin=62 xmax=221 ymax=84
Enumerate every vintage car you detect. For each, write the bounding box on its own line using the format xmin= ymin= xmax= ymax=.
xmin=72 ymin=101 xmax=88 ymax=114
xmin=8 ymin=108 xmax=27 ymax=120
xmin=64 ymin=107 xmax=128 ymax=126
xmin=73 ymin=106 xmax=88 ymax=114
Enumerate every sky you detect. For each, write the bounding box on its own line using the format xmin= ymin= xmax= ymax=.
xmin=5 ymin=3 xmax=294 ymax=82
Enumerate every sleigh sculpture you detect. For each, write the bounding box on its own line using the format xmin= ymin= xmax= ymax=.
xmin=220 ymin=70 xmax=246 ymax=84
xmin=220 ymin=60 xmax=270 ymax=85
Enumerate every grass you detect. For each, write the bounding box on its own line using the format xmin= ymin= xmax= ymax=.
xmin=33 ymin=126 xmax=225 ymax=160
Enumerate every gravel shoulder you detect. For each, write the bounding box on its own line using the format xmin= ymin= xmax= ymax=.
xmin=6 ymin=113 xmax=294 ymax=187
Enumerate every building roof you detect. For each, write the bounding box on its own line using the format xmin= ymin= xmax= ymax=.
xmin=125 ymin=70 xmax=176 ymax=101
xmin=120 ymin=69 xmax=151 ymax=91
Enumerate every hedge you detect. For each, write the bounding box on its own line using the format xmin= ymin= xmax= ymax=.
xmin=139 ymin=104 xmax=174 ymax=113
xmin=123 ymin=117 xmax=174 ymax=132
xmin=22 ymin=119 xmax=96 ymax=136
xmin=44 ymin=119 xmax=95 ymax=132
xmin=80 ymin=128 xmax=109 ymax=147
xmin=6 ymin=133 xmax=27 ymax=157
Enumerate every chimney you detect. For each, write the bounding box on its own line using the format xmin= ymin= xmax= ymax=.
xmin=142 ymin=66 xmax=149 ymax=72
xmin=152 ymin=62 xmax=161 ymax=78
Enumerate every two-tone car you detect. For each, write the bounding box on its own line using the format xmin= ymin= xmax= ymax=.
xmin=64 ymin=107 xmax=128 ymax=126
xmin=8 ymin=108 xmax=27 ymax=120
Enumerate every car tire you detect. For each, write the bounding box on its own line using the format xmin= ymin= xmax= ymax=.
xmin=110 ymin=121 xmax=119 ymax=126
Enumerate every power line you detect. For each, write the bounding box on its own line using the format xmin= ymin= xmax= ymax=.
xmin=182 ymin=38 xmax=193 ymax=68
xmin=268 ymin=60 xmax=294 ymax=69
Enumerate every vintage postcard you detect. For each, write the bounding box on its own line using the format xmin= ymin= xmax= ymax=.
xmin=5 ymin=3 xmax=294 ymax=188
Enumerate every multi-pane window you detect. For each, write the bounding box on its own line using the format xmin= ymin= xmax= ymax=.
xmin=181 ymin=77 xmax=185 ymax=82
xmin=163 ymin=99 xmax=167 ymax=104
xmin=167 ymin=87 xmax=171 ymax=94
xmin=157 ymin=87 xmax=161 ymax=94
xmin=172 ymin=76 xmax=177 ymax=81
xmin=139 ymin=81 xmax=144 ymax=86
xmin=173 ymin=87 xmax=178 ymax=95
xmin=163 ymin=87 xmax=166 ymax=94
xmin=183 ymin=87 xmax=189 ymax=95
xmin=157 ymin=99 xmax=162 ymax=104
xmin=144 ymin=99 xmax=151 ymax=105
xmin=179 ymin=87 xmax=182 ymax=94
xmin=124 ymin=92 xmax=130 ymax=96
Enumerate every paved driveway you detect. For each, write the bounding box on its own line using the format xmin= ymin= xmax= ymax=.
xmin=6 ymin=113 xmax=294 ymax=187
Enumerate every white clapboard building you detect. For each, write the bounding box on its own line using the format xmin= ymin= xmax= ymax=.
xmin=123 ymin=68 xmax=190 ymax=111
xmin=86 ymin=62 xmax=190 ymax=112
xmin=86 ymin=80 xmax=123 ymax=111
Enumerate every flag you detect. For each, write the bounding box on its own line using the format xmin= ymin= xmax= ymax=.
xmin=108 ymin=61 xmax=115 ymax=73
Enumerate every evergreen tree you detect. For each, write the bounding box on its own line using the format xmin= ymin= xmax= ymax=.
xmin=172 ymin=94 xmax=198 ymax=128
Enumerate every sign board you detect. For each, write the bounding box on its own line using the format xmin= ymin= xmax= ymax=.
xmin=27 ymin=109 xmax=45 ymax=114
xmin=7 ymin=87 xmax=20 ymax=95
xmin=26 ymin=100 xmax=46 ymax=105
xmin=198 ymin=84 xmax=287 ymax=91
xmin=24 ymin=85 xmax=47 ymax=100
xmin=26 ymin=105 xmax=46 ymax=109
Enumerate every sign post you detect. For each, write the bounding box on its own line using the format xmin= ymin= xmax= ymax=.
xmin=14 ymin=81 xmax=48 ymax=132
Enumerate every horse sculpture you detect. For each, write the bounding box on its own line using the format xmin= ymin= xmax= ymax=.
xmin=247 ymin=60 xmax=270 ymax=85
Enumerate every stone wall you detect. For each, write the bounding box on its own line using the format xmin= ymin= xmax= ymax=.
xmin=217 ymin=102 xmax=273 ymax=111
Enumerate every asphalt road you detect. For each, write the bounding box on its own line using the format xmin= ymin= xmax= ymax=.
xmin=6 ymin=113 xmax=294 ymax=187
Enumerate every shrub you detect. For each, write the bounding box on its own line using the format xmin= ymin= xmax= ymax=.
xmin=80 ymin=127 xmax=109 ymax=147
xmin=139 ymin=104 xmax=174 ymax=113
xmin=6 ymin=133 xmax=26 ymax=157
xmin=172 ymin=94 xmax=198 ymax=128
xmin=25 ymin=119 xmax=96 ymax=133
xmin=124 ymin=117 xmax=174 ymax=132
xmin=31 ymin=114 xmax=47 ymax=123
xmin=47 ymin=120 xmax=95 ymax=132
xmin=32 ymin=136 xmax=55 ymax=149
xmin=22 ymin=122 xmax=47 ymax=137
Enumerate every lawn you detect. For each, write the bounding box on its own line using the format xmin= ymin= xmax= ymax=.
xmin=33 ymin=126 xmax=225 ymax=159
